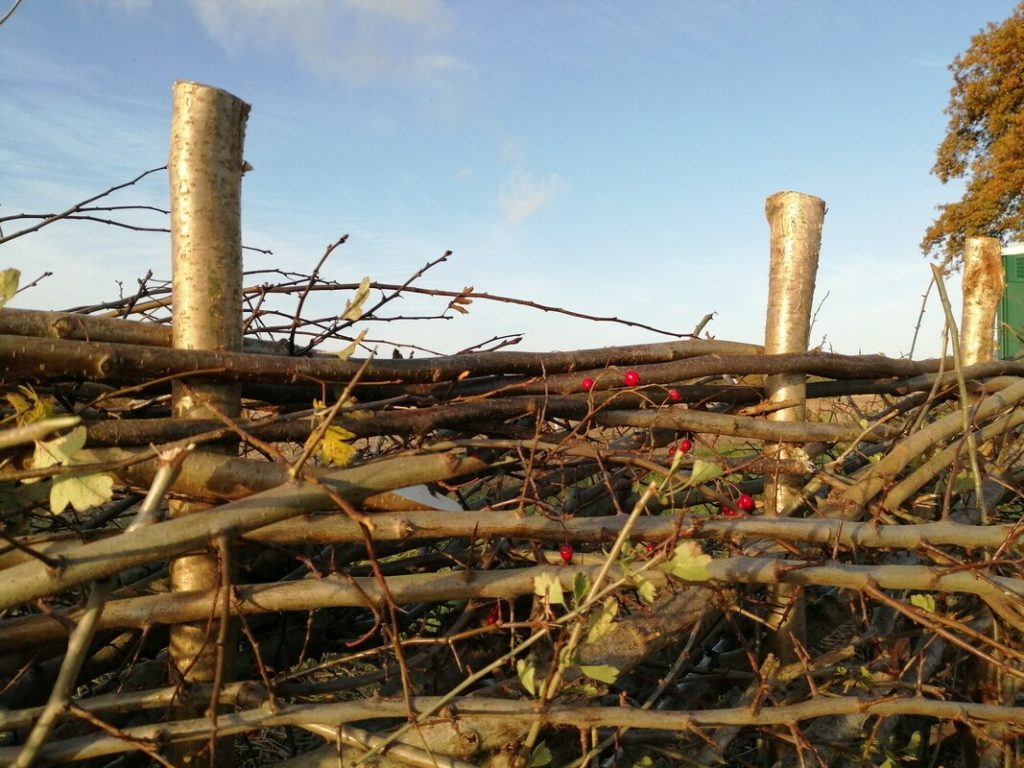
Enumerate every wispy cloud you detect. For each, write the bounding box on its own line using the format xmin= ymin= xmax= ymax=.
xmin=186 ymin=0 xmax=464 ymax=87
xmin=499 ymin=171 xmax=564 ymax=224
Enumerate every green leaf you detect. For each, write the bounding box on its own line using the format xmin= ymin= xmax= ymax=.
xmin=635 ymin=572 xmax=658 ymax=604
xmin=534 ymin=571 xmax=565 ymax=605
xmin=527 ymin=742 xmax=552 ymax=767
xmin=585 ymin=598 xmax=617 ymax=644
xmin=579 ymin=664 xmax=619 ymax=684
xmin=0 ymin=269 xmax=19 ymax=309
xmin=573 ymin=570 xmax=590 ymax=605
xmin=517 ymin=658 xmax=537 ymax=696
xmin=685 ymin=459 xmax=722 ymax=487
xmin=661 ymin=540 xmax=712 ymax=582
xmin=342 ymin=275 xmax=371 ymax=321
xmin=910 ymin=593 xmax=936 ymax=613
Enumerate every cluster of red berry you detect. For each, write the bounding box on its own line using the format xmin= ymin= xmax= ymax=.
xmin=578 ymin=370 xmax=757 ymax=531
xmin=580 ymin=369 xmax=642 ymax=392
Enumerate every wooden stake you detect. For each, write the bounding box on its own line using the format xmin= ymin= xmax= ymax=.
xmin=168 ymin=80 xmax=249 ymax=767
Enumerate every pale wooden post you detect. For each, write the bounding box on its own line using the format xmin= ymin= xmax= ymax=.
xmin=960 ymin=236 xmax=1004 ymax=366
xmin=762 ymin=191 xmax=825 ymax=664
xmin=168 ymin=80 xmax=248 ymax=765
xmin=959 ymin=235 xmax=1009 ymax=768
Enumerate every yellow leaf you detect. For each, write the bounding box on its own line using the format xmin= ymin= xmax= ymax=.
xmin=6 ymin=386 xmax=54 ymax=426
xmin=533 ymin=571 xmax=565 ymax=605
xmin=31 ymin=426 xmax=113 ymax=513
xmin=578 ymin=664 xmax=619 ymax=684
xmin=51 ymin=471 xmax=114 ymax=514
xmin=308 ymin=425 xmax=357 ymax=467
xmin=336 ymin=329 xmax=368 ymax=361
xmin=0 ymin=268 xmax=19 ymax=309
xmin=585 ymin=598 xmax=617 ymax=644
xmin=910 ymin=593 xmax=936 ymax=613
xmin=342 ymin=275 xmax=371 ymax=321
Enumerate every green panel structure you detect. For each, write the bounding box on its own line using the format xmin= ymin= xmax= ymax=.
xmin=999 ymin=245 xmax=1024 ymax=359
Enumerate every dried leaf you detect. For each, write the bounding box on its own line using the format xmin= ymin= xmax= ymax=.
xmin=5 ymin=385 xmax=53 ymax=426
xmin=446 ymin=286 xmax=474 ymax=315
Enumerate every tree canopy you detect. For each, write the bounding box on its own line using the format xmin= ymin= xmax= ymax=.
xmin=923 ymin=2 xmax=1024 ymax=267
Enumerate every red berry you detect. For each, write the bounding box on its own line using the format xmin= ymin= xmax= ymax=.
xmin=737 ymin=493 xmax=755 ymax=512
xmin=644 ymin=543 xmax=655 ymax=555
xmin=581 ymin=377 xmax=595 ymax=391
xmin=623 ymin=370 xmax=640 ymax=387
xmin=667 ymin=444 xmax=676 ymax=456
xmin=485 ymin=603 xmax=501 ymax=625
xmin=679 ymin=438 xmax=693 ymax=453
xmin=667 ymin=388 xmax=681 ymax=402
xmin=559 ymin=543 xmax=574 ymax=563
xmin=719 ymin=503 xmax=739 ymax=517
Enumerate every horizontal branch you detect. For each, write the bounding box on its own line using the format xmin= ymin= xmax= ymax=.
xmin=6 ymin=553 xmax=1022 ymax=647
xmin=1 ymin=692 xmax=1020 ymax=765
xmin=0 ymin=333 xmax=764 ymax=387
xmin=4 ymin=507 xmax=1016 ymax=572
xmin=0 ymin=450 xmax=488 ymax=612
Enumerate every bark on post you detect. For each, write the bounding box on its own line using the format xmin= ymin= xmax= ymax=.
xmin=960 ymin=236 xmax=1004 ymax=367
xmin=168 ymin=80 xmax=248 ymax=765
xmin=960 ymin=235 xmax=1010 ymax=768
xmin=762 ymin=191 xmax=825 ymax=664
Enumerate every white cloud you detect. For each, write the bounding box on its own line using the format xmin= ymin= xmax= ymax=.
xmin=185 ymin=0 xmax=464 ymax=87
xmin=499 ymin=171 xmax=564 ymax=224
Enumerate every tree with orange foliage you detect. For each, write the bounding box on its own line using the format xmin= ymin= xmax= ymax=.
xmin=923 ymin=2 xmax=1024 ymax=268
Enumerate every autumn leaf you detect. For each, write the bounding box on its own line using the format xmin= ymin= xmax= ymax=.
xmin=308 ymin=425 xmax=357 ymax=467
xmin=336 ymin=329 xmax=367 ymax=361
xmin=31 ymin=426 xmax=114 ymax=513
xmin=342 ymin=276 xmax=371 ymax=321
xmin=910 ymin=593 xmax=936 ymax=613
xmin=578 ymin=664 xmax=619 ymax=684
xmin=51 ymin=471 xmax=115 ymax=514
xmin=5 ymin=385 xmax=54 ymax=426
xmin=446 ymin=285 xmax=474 ymax=315
xmin=0 ymin=268 xmax=19 ymax=309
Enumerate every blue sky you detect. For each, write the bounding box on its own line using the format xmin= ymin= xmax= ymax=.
xmin=1 ymin=1 xmax=1018 ymax=357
